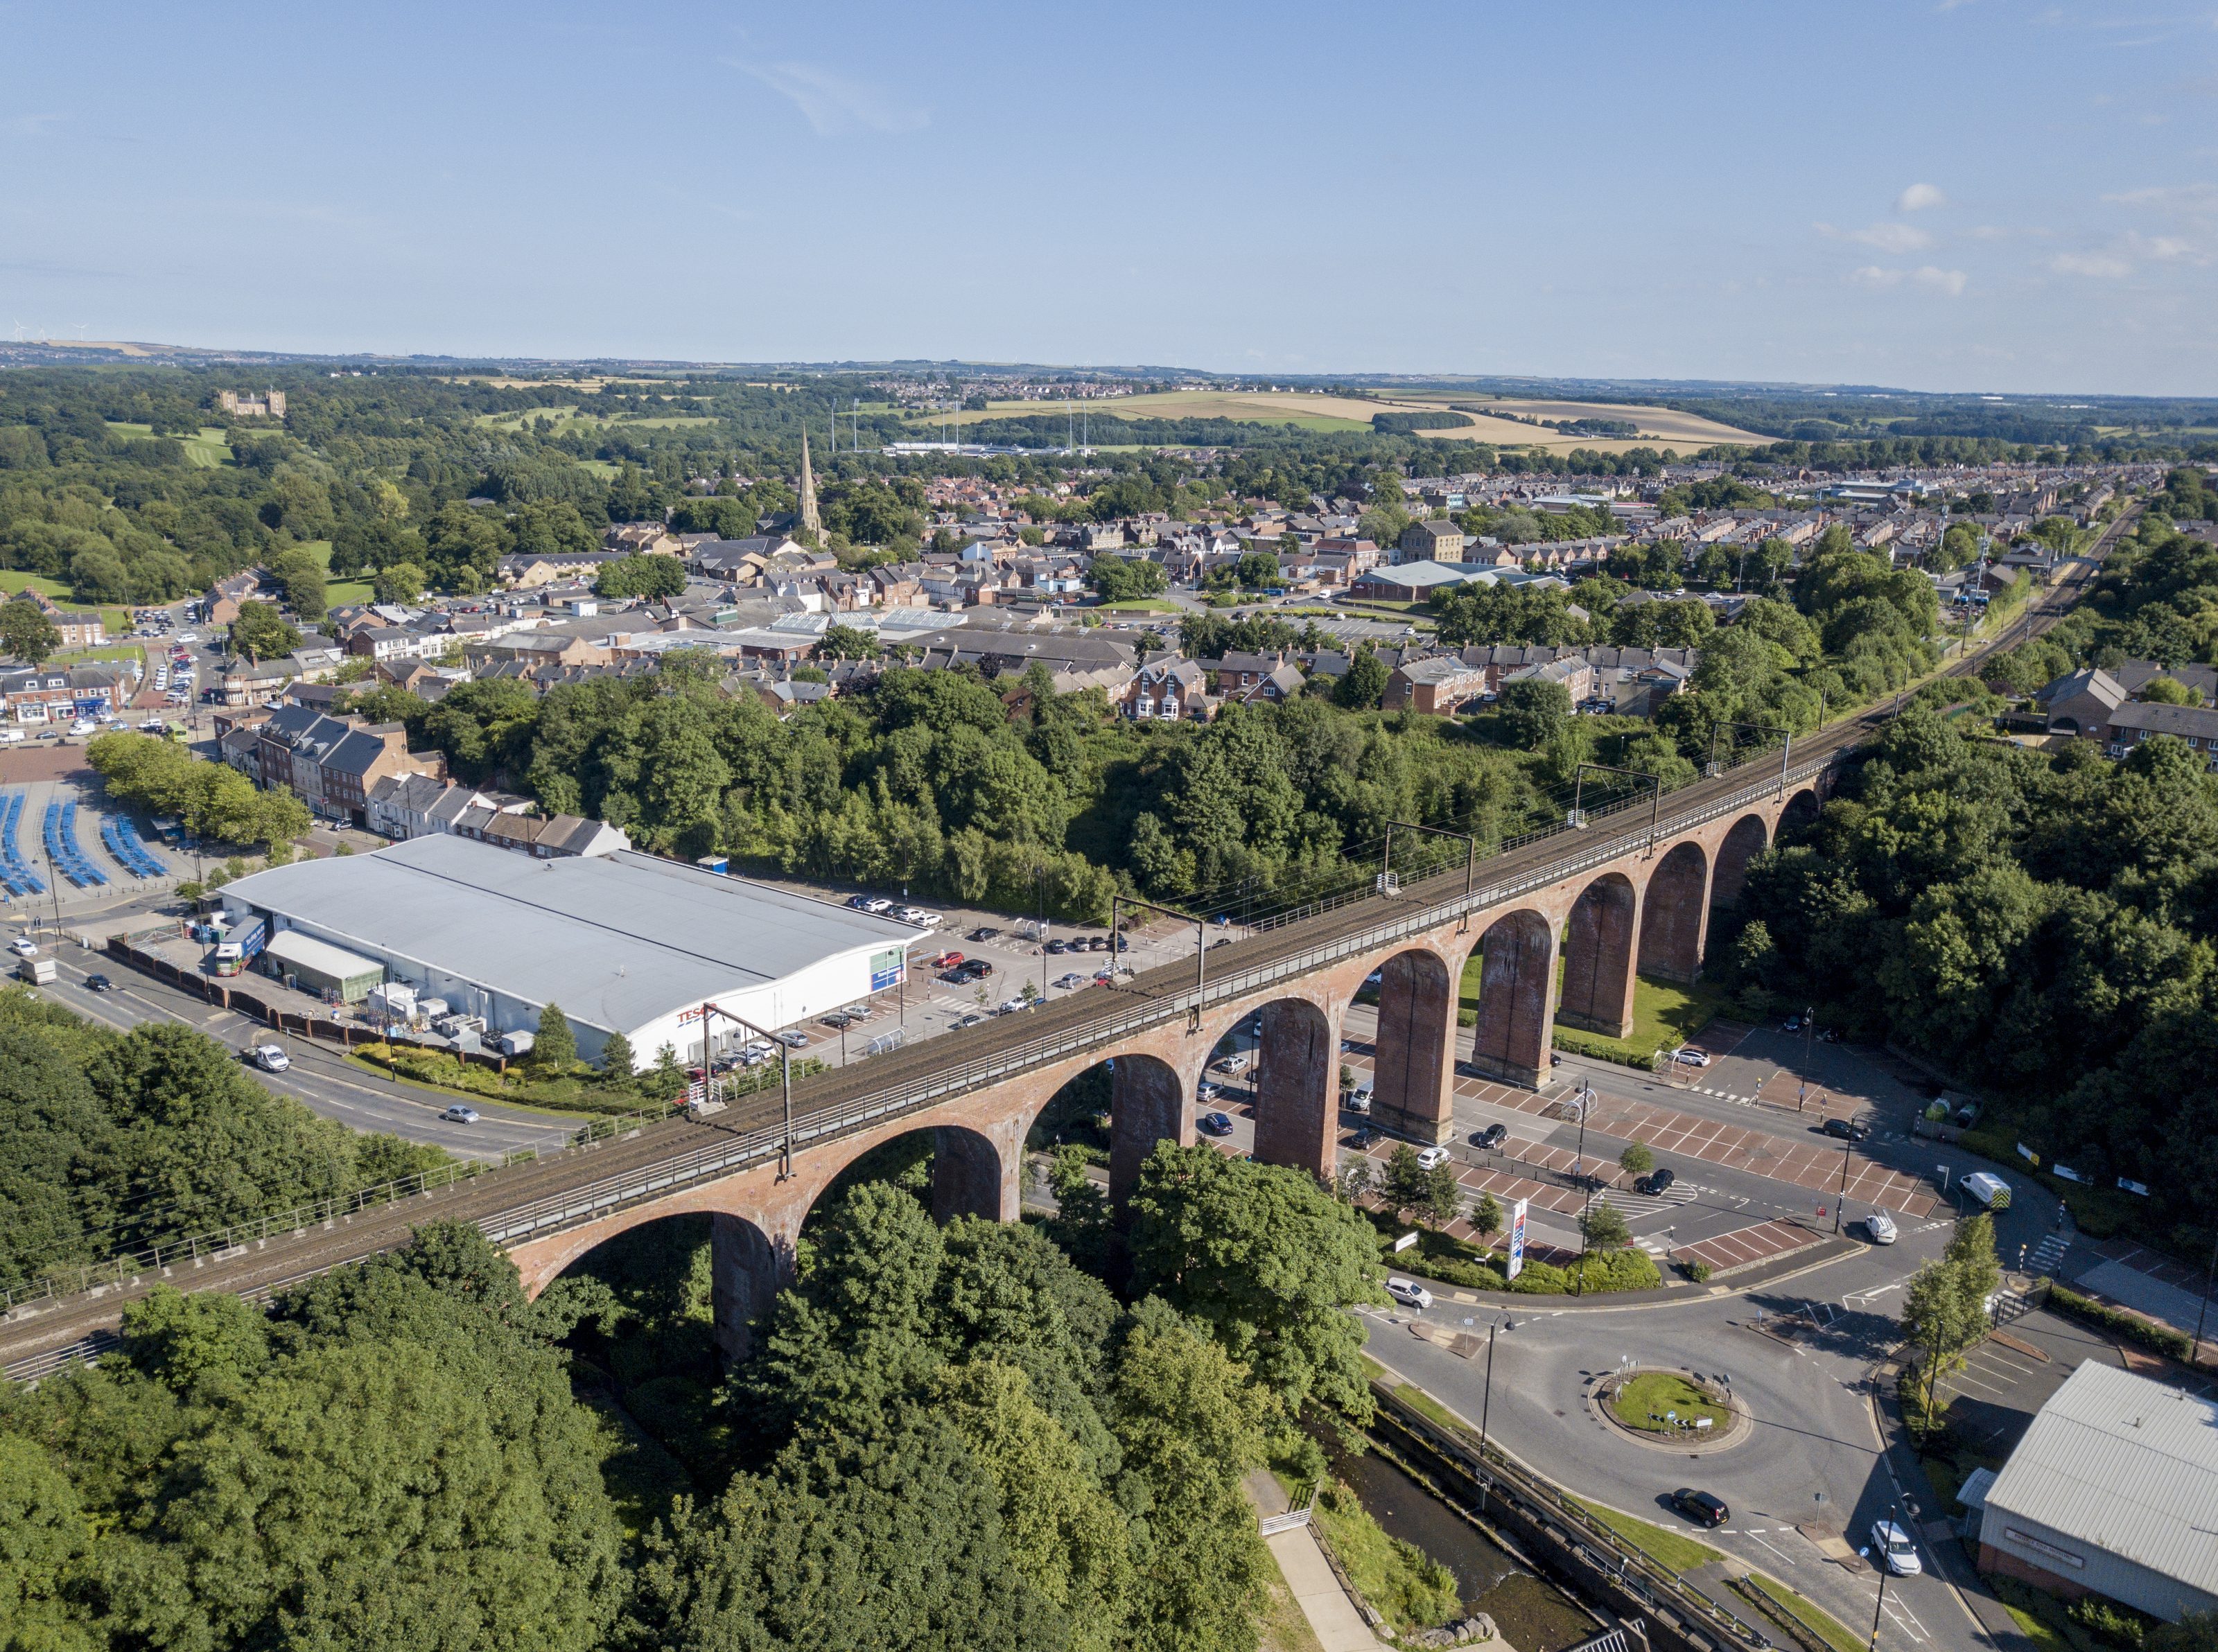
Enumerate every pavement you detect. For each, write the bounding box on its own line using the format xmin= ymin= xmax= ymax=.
xmin=1246 ymin=1470 xmax=1389 ymax=1651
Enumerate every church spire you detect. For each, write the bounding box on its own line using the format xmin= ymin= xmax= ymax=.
xmin=798 ymin=425 xmax=822 ymax=541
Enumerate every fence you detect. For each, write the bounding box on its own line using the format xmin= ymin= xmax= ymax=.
xmin=1367 ymin=1380 xmax=1815 ymax=1652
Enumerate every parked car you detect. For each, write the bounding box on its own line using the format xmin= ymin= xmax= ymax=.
xmin=1347 ymin=1078 xmax=1373 ymax=1114
xmin=1636 ymin=1167 xmax=1677 ymax=1197
xmin=1045 ymin=938 xmax=1067 ymax=954
xmin=846 ymin=895 xmax=875 ymax=911
xmin=951 ymin=1014 xmax=984 ymax=1030
xmin=994 ymin=996 xmax=1028 ymax=1015
xmin=774 ymin=1030 xmax=809 ymax=1048
xmin=1781 ymin=1017 xmax=1801 ymax=1032
xmin=1870 ymin=1520 xmax=1921 ymax=1576
xmin=1472 ymin=1122 xmax=1508 ymax=1151
xmin=1863 ymin=1211 xmax=1899 ymax=1245
xmin=862 ymin=897 xmax=893 ymax=914
xmin=819 ymin=1012 xmax=854 ymax=1030
xmin=1198 ymin=1111 xmax=1235 ymax=1137
xmin=1197 ymin=1081 xmax=1222 ymax=1101
xmin=1674 ymin=1489 xmax=1729 ymax=1527
xmin=1384 ymin=1277 xmax=1433 ymax=1311
xmin=1962 ymin=1171 xmax=2013 ymax=1211
xmin=1672 ymin=1046 xmax=1711 ymax=1067
xmin=1415 ymin=1146 xmax=1451 ymax=1171
xmin=440 ymin=1105 xmax=480 ymax=1124
xmin=1824 ymin=1117 xmax=1870 ymax=1142
xmin=1088 ymin=935 xmax=1108 ymax=952
xmin=930 ymin=950 xmax=963 ymax=968
xmin=968 ymin=926 xmax=999 ymax=942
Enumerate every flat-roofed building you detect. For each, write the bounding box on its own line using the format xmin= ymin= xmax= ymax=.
xmin=218 ymin=834 xmax=926 ymax=1070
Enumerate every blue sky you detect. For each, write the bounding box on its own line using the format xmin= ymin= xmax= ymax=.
xmin=2 ymin=1 xmax=2213 ymax=394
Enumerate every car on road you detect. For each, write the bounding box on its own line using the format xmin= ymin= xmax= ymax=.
xmin=1870 ymin=1520 xmax=1921 ymax=1576
xmin=1823 ymin=1117 xmax=1870 ymax=1142
xmin=1862 ymin=1211 xmax=1899 ymax=1245
xmin=1384 ymin=1277 xmax=1433 ymax=1311
xmin=1636 ymin=1166 xmax=1677 ymax=1196
xmin=248 ymin=1044 xmax=290 ymax=1073
xmin=1198 ymin=1111 xmax=1235 ymax=1136
xmin=84 ymin=973 xmax=112 ymax=992
xmin=1472 ymin=1122 xmax=1509 ymax=1150
xmin=1672 ymin=1046 xmax=1712 ymax=1067
xmin=1415 ymin=1145 xmax=1451 ymax=1171
xmin=8 ymin=936 xmax=37 ymax=958
xmin=439 ymin=1105 xmax=480 ymax=1124
xmin=1673 ymin=1488 xmax=1729 ymax=1527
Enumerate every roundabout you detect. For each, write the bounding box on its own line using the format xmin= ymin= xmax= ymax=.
xmin=1587 ymin=1366 xmax=1751 ymax=1453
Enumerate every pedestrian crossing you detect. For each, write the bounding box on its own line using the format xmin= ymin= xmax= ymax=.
xmin=1593 ymin=1181 xmax=1701 ymax=1221
xmin=2027 ymin=1233 xmax=2069 ymax=1278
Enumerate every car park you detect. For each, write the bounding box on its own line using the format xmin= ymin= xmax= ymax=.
xmin=1673 ymin=1488 xmax=1729 ymax=1527
xmin=1636 ymin=1166 xmax=1677 ymax=1196
xmin=1823 ymin=1117 xmax=1870 ymax=1142
xmin=1415 ymin=1145 xmax=1451 ymax=1170
xmin=1472 ymin=1122 xmax=1508 ymax=1150
xmin=1863 ymin=1211 xmax=1898 ymax=1245
xmin=1198 ymin=1111 xmax=1234 ymax=1136
xmin=1870 ymin=1520 xmax=1921 ymax=1576
xmin=1384 ymin=1277 xmax=1433 ymax=1311
xmin=440 ymin=1105 xmax=480 ymax=1124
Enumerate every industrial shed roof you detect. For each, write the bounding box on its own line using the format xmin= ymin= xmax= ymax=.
xmin=220 ymin=834 xmax=924 ymax=1035
xmin=1984 ymin=1361 xmax=2218 ymax=1600
xmin=261 ymin=929 xmax=385 ymax=984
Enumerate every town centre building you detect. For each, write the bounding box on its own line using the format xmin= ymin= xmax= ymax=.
xmin=218 ymin=834 xmax=926 ymax=1069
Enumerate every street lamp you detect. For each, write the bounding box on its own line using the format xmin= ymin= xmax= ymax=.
xmin=1572 ymin=1080 xmax=1596 ymax=1297
xmin=1476 ymin=1315 xmax=1510 ymax=1513
xmin=1867 ymin=1500 xmax=1902 ymax=1652
xmin=1834 ymin=1109 xmax=1865 ymax=1235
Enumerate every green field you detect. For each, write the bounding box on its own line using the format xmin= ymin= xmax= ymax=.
xmin=301 ymin=539 xmax=374 ymax=608
xmin=1611 ymin=1371 xmax=1729 ymax=1434
xmin=476 ymin=407 xmax=717 ymax=434
xmin=105 ymin=422 xmax=232 ymax=468
xmin=0 ymin=571 xmax=75 ymax=602
xmin=1548 ymin=970 xmax=1729 ymax=1064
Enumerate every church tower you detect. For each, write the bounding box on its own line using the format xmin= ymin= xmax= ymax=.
xmin=798 ymin=425 xmax=823 ymax=541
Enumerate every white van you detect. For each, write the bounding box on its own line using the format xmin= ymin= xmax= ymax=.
xmin=1962 ymin=1171 xmax=2012 ymax=1211
xmin=1347 ymin=1076 xmax=1374 ymax=1114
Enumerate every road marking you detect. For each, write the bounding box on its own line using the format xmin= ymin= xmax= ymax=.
xmin=1744 ymin=1529 xmax=1799 ymax=1567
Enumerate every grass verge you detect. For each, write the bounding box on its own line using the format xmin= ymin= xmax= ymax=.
xmin=1565 ymin=1495 xmax=1721 ymax=1572
xmin=1738 ymin=1573 xmax=1867 ymax=1652
xmin=1610 ymin=1371 xmax=1729 ymax=1434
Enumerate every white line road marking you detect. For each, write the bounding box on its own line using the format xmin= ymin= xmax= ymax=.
xmin=1745 ymin=1530 xmax=1800 ymax=1567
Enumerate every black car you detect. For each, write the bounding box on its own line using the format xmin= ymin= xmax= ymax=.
xmin=85 ymin=973 xmax=112 ymax=992
xmin=1637 ymin=1167 xmax=1677 ymax=1197
xmin=1198 ymin=1111 xmax=1235 ymax=1137
xmin=1045 ymin=938 xmax=1067 ymax=954
xmin=1673 ymin=1488 xmax=1729 ymax=1527
xmin=967 ymin=926 xmax=1000 ymax=943
xmin=1823 ymin=1118 xmax=1870 ymax=1142
xmin=1472 ymin=1123 xmax=1508 ymax=1150
xmin=1113 ymin=933 xmax=1129 ymax=951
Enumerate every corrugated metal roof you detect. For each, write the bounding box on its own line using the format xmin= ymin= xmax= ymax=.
xmin=261 ymin=929 xmax=385 ymax=983
xmin=1983 ymin=1362 xmax=2218 ymax=1597
xmin=222 ymin=835 xmax=924 ymax=1036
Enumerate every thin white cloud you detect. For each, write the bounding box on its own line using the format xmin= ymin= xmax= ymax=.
xmin=1818 ymin=220 xmax=1935 ymax=252
xmin=2104 ymin=182 xmax=2218 ymax=215
xmin=2122 ymin=229 xmax=2200 ymax=261
xmin=1845 ymin=265 xmax=1966 ymax=295
xmin=2047 ymin=250 xmax=2133 ymax=277
xmin=731 ymin=59 xmax=929 ymax=137
xmin=1896 ymin=182 xmax=1949 ymax=211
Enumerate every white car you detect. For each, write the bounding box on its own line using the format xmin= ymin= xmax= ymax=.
xmin=862 ymin=897 xmax=893 ymax=914
xmin=250 ymin=1044 xmax=290 ymax=1073
xmin=8 ymin=936 xmax=36 ymax=958
xmin=1415 ymin=1145 xmax=1451 ymax=1171
xmin=994 ymin=996 xmax=1029 ymax=1015
xmin=1673 ymin=1046 xmax=1712 ymax=1067
xmin=1863 ymin=1211 xmax=1899 ymax=1245
xmin=1870 ymin=1520 xmax=1921 ymax=1576
xmin=1385 ymin=1277 xmax=1433 ymax=1311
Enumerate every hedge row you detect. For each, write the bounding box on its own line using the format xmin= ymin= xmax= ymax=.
xmin=2046 ymin=1283 xmax=2194 ymax=1362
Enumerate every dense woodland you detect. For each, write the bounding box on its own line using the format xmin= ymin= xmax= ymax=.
xmin=1 ymin=1019 xmax=1385 ymax=1652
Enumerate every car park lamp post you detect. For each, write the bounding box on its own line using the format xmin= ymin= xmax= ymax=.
xmin=1476 ymin=1315 xmax=1509 ymax=1513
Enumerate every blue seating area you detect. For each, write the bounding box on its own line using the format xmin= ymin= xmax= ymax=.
xmin=103 ymin=814 xmax=168 ymax=879
xmin=0 ymin=794 xmax=44 ymax=898
xmin=44 ymin=800 xmax=106 ymax=889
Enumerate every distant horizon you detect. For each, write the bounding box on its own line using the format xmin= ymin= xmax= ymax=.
xmin=3 ymin=337 xmax=2210 ymax=409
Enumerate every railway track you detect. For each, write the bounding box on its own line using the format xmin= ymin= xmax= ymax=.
xmin=0 ymin=507 xmax=2132 ymax=1379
